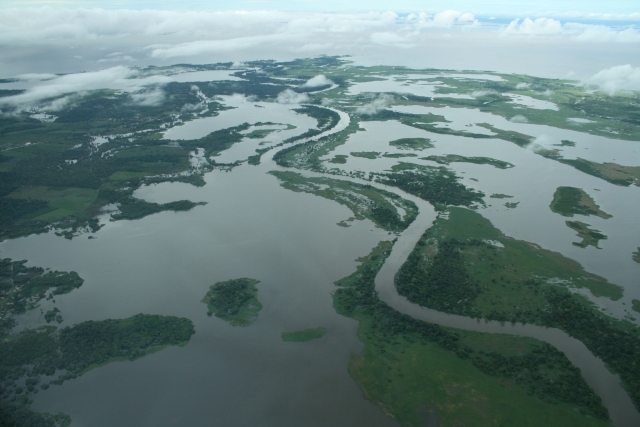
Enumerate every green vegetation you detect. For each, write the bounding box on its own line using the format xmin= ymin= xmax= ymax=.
xmin=632 ymin=299 xmax=640 ymax=313
xmin=202 ymin=278 xmax=262 ymax=326
xmin=490 ymin=193 xmax=512 ymax=199
xmin=44 ymin=308 xmax=62 ymax=324
xmin=388 ymin=138 xmax=433 ymax=150
xmin=0 ymin=258 xmax=83 ymax=318
xmin=395 ymin=208 xmax=621 ymax=321
xmin=422 ymin=154 xmax=514 ymax=169
xmin=281 ymin=106 xmax=341 ymax=144
xmin=0 ymin=314 xmax=194 ymax=427
xmin=565 ymin=221 xmax=607 ymax=249
xmin=269 ymin=170 xmax=418 ymax=233
xmin=373 ymin=163 xmax=484 ymax=209
xmin=505 ymin=202 xmax=519 ymax=209
xmin=550 ymin=187 xmax=612 ymax=219
xmin=281 ymin=327 xmax=326 ymax=342
xmin=633 ymin=248 xmax=640 ymax=263
xmin=556 ymin=140 xmax=576 ymax=147
xmin=556 ymin=158 xmax=640 ymax=187
xmin=382 ymin=153 xmax=417 ymax=158
xmin=334 ymin=241 xmax=609 ymax=426
xmin=328 ymin=154 xmax=348 ymax=164
xmin=350 ymin=151 xmax=380 ymax=159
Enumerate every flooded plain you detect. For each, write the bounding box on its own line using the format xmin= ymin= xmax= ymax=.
xmin=1 ymin=76 xmax=639 ymax=426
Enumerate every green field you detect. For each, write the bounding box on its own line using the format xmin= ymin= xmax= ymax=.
xmin=565 ymin=221 xmax=607 ymax=249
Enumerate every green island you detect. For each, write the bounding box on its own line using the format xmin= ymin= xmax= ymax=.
xmin=333 ymin=241 xmax=609 ymax=426
xmin=632 ymin=299 xmax=640 ymax=314
xmin=372 ymin=162 xmax=485 ymax=209
xmin=556 ymin=158 xmax=640 ymax=187
xmin=490 ymin=193 xmax=513 ymax=199
xmin=382 ymin=153 xmax=418 ymax=158
xmin=350 ymin=151 xmax=380 ymax=159
xmin=550 ymin=187 xmax=611 ymax=219
xmin=634 ymin=248 xmax=640 ymax=263
xmin=0 ymin=258 xmax=83 ymax=317
xmin=202 ymin=278 xmax=263 ymax=326
xmin=328 ymin=154 xmax=348 ymax=164
xmin=281 ymin=327 xmax=327 ymax=342
xmin=505 ymin=202 xmax=519 ymax=209
xmin=421 ymin=155 xmax=514 ymax=169
xmin=388 ymin=137 xmax=434 ymax=150
xmin=269 ymin=170 xmax=418 ymax=233
xmin=565 ymin=221 xmax=607 ymax=249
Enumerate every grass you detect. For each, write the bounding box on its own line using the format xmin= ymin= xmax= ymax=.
xmin=349 ymin=331 xmax=609 ymax=427
xmin=6 ymin=186 xmax=98 ymax=221
xmin=335 ymin=241 xmax=609 ymax=427
xmin=632 ymin=299 xmax=640 ymax=314
xmin=329 ymin=154 xmax=348 ymax=164
xmin=633 ymin=248 xmax=640 ymax=263
xmin=565 ymin=221 xmax=607 ymax=249
xmin=281 ymin=327 xmax=326 ymax=342
xmin=550 ymin=187 xmax=612 ymax=219
xmin=490 ymin=193 xmax=512 ymax=199
xmin=505 ymin=202 xmax=519 ymax=209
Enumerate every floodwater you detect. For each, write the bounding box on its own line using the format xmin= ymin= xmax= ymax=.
xmin=1 ymin=85 xmax=639 ymax=426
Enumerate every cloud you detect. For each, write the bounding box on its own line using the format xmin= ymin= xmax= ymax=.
xmin=509 ymin=115 xmax=529 ymax=123
xmin=301 ymin=75 xmax=334 ymax=88
xmin=0 ymin=66 xmax=171 ymax=111
xmin=409 ymin=10 xmax=478 ymax=29
xmin=588 ymin=65 xmax=640 ymax=95
xmin=130 ymin=87 xmax=165 ymax=106
xmin=355 ymin=94 xmax=393 ymax=115
xmin=370 ymin=31 xmax=415 ymax=48
xmin=515 ymin=82 xmax=530 ymax=89
xmin=15 ymin=73 xmax=57 ymax=81
xmin=501 ymin=18 xmax=640 ymax=42
xmin=149 ymin=33 xmax=296 ymax=58
xmin=277 ymin=89 xmax=310 ymax=104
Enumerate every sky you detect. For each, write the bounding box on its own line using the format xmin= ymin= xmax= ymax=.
xmin=0 ymin=1 xmax=638 ymax=92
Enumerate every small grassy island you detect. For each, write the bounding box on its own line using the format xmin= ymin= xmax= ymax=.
xmin=388 ymin=137 xmax=434 ymax=150
xmin=565 ymin=221 xmax=607 ymax=249
xmin=422 ymin=154 xmax=514 ymax=169
xmin=550 ymin=186 xmax=611 ymax=218
xmin=333 ymin=241 xmax=610 ymax=427
xmin=350 ymin=151 xmax=380 ymax=159
xmin=202 ymin=278 xmax=263 ymax=326
xmin=270 ymin=170 xmax=418 ymax=233
xmin=633 ymin=247 xmax=640 ymax=263
xmin=281 ymin=327 xmax=327 ymax=342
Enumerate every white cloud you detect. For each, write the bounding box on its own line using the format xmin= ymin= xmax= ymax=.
xmin=15 ymin=73 xmax=57 ymax=81
xmin=410 ymin=10 xmax=478 ymax=29
xmin=277 ymin=89 xmax=310 ymax=104
xmin=301 ymin=75 xmax=333 ymax=88
xmin=515 ymin=82 xmax=530 ymax=89
xmin=130 ymin=87 xmax=165 ymax=106
xmin=355 ymin=94 xmax=393 ymax=115
xmin=509 ymin=115 xmax=529 ymax=123
xmin=370 ymin=31 xmax=415 ymax=48
xmin=501 ymin=18 xmax=640 ymax=42
xmin=588 ymin=65 xmax=640 ymax=95
xmin=0 ymin=66 xmax=171 ymax=111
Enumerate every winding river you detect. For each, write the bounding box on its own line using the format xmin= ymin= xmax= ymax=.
xmin=266 ymin=106 xmax=640 ymax=427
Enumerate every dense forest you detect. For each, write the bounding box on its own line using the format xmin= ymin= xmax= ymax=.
xmin=202 ymin=278 xmax=262 ymax=326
